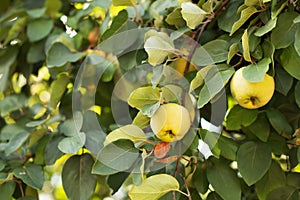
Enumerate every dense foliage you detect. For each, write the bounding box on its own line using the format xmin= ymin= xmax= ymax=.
xmin=0 ymin=0 xmax=300 ymax=199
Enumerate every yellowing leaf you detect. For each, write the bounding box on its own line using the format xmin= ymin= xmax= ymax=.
xmin=181 ymin=2 xmax=207 ymax=29
xmin=112 ymin=0 xmax=136 ymax=6
xmin=242 ymin=29 xmax=251 ymax=62
xmin=230 ymin=6 xmax=258 ymax=36
xmin=128 ymin=174 xmax=180 ymax=200
xmin=144 ymin=36 xmax=175 ymax=66
xmin=104 ymin=125 xmax=146 ymax=146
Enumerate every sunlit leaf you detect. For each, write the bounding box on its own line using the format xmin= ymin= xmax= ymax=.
xmin=129 ymin=174 xmax=180 ymax=200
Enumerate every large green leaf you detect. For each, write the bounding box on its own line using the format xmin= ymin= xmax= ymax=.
xmin=13 ymin=164 xmax=44 ymax=190
xmin=207 ymin=158 xmax=241 ymax=200
xmin=27 ymin=40 xmax=46 ymax=63
xmin=266 ymin=109 xmax=293 ymax=138
xmin=266 ymin=186 xmax=299 ymax=200
xmin=58 ymin=132 xmax=86 ymax=154
xmin=101 ymin=10 xmax=128 ymax=40
xmin=0 ymin=94 xmax=28 ymax=116
xmin=93 ymin=140 xmax=139 ymax=175
xmin=50 ymin=73 xmax=70 ymax=109
xmin=294 ymin=27 xmax=300 ymax=56
xmin=128 ymin=86 xmax=161 ymax=110
xmin=0 ymin=47 xmax=18 ymax=92
xmin=62 ymin=154 xmax=97 ymax=200
xmin=271 ymin=12 xmax=298 ymax=49
xmin=218 ymin=1 xmax=242 ymax=32
xmin=46 ymin=43 xmax=83 ymax=68
xmin=280 ymin=45 xmax=300 ymax=80
xmin=275 ymin=67 xmax=294 ymax=96
xmin=255 ymin=18 xmax=277 ymax=37
xmin=44 ymin=135 xmax=64 ymax=165
xmin=245 ymin=113 xmax=270 ymax=142
xmin=192 ymin=164 xmax=209 ymax=194
xmin=27 ymin=18 xmax=53 ymax=42
xmin=0 ymin=181 xmax=16 ymax=199
xmin=230 ymin=6 xmax=258 ymax=36
xmin=255 ymin=161 xmax=286 ymax=200
xmin=5 ymin=131 xmax=30 ymax=156
xmin=194 ymin=40 xmax=229 ymax=66
xmin=128 ymin=174 xmax=180 ymax=200
xmin=237 ymin=141 xmax=272 ymax=185
xmin=104 ymin=124 xmax=146 ymax=146
xmin=197 ymin=64 xmax=234 ymax=108
xmin=226 ymin=105 xmax=259 ymax=130
xmin=242 ymin=58 xmax=270 ymax=82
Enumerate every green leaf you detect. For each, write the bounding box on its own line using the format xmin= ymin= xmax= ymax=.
xmin=166 ymin=8 xmax=186 ymax=28
xmin=141 ymin=101 xmax=160 ymax=117
xmin=50 ymin=73 xmax=70 ymax=109
xmin=242 ymin=29 xmax=251 ymax=62
xmin=245 ymin=0 xmax=259 ymax=6
xmin=237 ymin=141 xmax=272 ymax=185
xmin=294 ymin=15 xmax=300 ymax=24
xmin=242 ymin=58 xmax=270 ymax=82
xmin=26 ymin=8 xmax=47 ymax=18
xmin=181 ymin=2 xmax=207 ymax=29
xmin=294 ymin=28 xmax=300 ymax=56
xmin=112 ymin=0 xmax=136 ymax=6
xmin=218 ymin=1 xmax=242 ymax=32
xmin=227 ymin=43 xmax=239 ymax=64
xmin=104 ymin=124 xmax=146 ymax=146
xmin=58 ymin=132 xmax=86 ymax=154
xmin=230 ymin=6 xmax=258 ymax=36
xmin=287 ymin=173 xmax=300 ymax=187
xmin=245 ymin=114 xmax=270 ymax=142
xmin=46 ymin=43 xmax=83 ymax=68
xmin=128 ymin=174 xmax=180 ymax=200
xmin=266 ymin=109 xmax=293 ymax=138
xmin=197 ymin=65 xmax=234 ymax=108
xmin=102 ymin=10 xmax=128 ymax=40
xmin=27 ymin=18 xmax=53 ymax=42
xmin=5 ymin=131 xmax=30 ymax=156
xmin=144 ymin=36 xmax=174 ymax=66
xmin=62 ymin=154 xmax=97 ymax=200
xmin=0 ymin=94 xmax=28 ymax=117
xmin=295 ymin=81 xmax=300 ymax=108
xmin=13 ymin=164 xmax=44 ymax=190
xmin=27 ymin=40 xmax=46 ymax=63
xmin=0 ymin=47 xmax=18 ymax=93
xmin=275 ymin=67 xmax=294 ymax=96
xmin=93 ymin=140 xmax=139 ymax=175
xmin=271 ymin=12 xmax=298 ymax=49
xmin=133 ymin=112 xmax=150 ymax=128
xmin=192 ymin=164 xmax=209 ymax=194
xmin=128 ymin=86 xmax=161 ymax=110
xmin=190 ymin=65 xmax=213 ymax=92
xmin=218 ymin=136 xmax=239 ymax=160
xmin=266 ymin=186 xmax=299 ymax=200
xmin=255 ymin=161 xmax=286 ymax=200
xmin=194 ymin=40 xmax=229 ymax=66
xmin=280 ymin=45 xmax=300 ymax=80
xmin=226 ymin=105 xmax=259 ymax=130
xmin=0 ymin=181 xmax=16 ymax=199
xmin=206 ymin=192 xmax=223 ymax=200
xmin=207 ymin=158 xmax=241 ymax=200
xmin=44 ymin=135 xmax=64 ymax=165
xmin=255 ymin=18 xmax=277 ymax=37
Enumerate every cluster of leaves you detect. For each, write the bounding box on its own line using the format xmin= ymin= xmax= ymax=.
xmin=0 ymin=0 xmax=300 ymax=199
